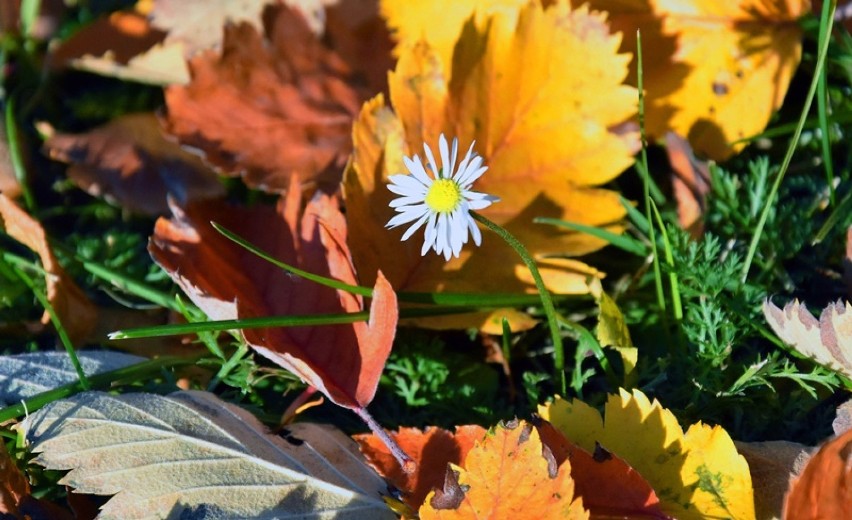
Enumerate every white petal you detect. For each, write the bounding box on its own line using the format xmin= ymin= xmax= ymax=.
xmin=421 ymin=213 xmax=438 ymax=255
xmin=387 ymin=205 xmax=428 ymax=228
xmin=424 ymin=142 xmax=440 ymax=179
xmin=468 ymin=214 xmax=482 ymax=245
xmin=403 ymin=155 xmax=432 ymax=185
xmin=389 ymin=173 xmax=429 ymax=192
xmin=457 ymin=158 xmax=486 ymax=186
xmin=435 ymin=213 xmax=449 ymax=257
xmin=439 ymin=134 xmax=450 ymax=179
xmin=467 ymin=197 xmax=496 ymax=211
xmin=449 ymin=137 xmax=459 ymax=177
xmin=448 ymin=212 xmax=465 ymax=257
xmin=390 ymin=196 xmax=427 ymax=208
xmin=400 ymin=211 xmax=430 ymax=241
xmin=454 ymin=141 xmax=476 ymax=180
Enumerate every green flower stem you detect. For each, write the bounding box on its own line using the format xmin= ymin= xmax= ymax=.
xmin=471 ymin=212 xmax=566 ymax=394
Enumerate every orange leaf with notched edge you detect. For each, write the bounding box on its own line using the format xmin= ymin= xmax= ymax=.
xmin=419 ymin=420 xmax=588 ymax=519
xmin=43 ymin=113 xmax=224 ymax=216
xmin=783 ymin=429 xmax=852 ymax=519
xmin=354 ymin=425 xmax=486 ymax=511
xmin=149 ymin=178 xmax=398 ymax=409
xmin=163 ymin=3 xmax=369 ymax=193
xmin=0 ymin=194 xmax=97 ymax=344
xmin=345 ymin=1 xmax=637 ymax=306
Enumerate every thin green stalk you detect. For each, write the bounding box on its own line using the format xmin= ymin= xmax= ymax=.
xmin=471 ymin=212 xmax=565 ymax=394
xmin=110 ymin=306 xmax=478 ymax=340
xmin=817 ymin=4 xmax=836 ymax=206
xmin=213 ymin=221 xmax=572 ymax=307
xmin=0 ymin=354 xmax=202 ymax=423
xmin=4 ymin=257 xmax=90 ymax=390
xmin=649 ymin=199 xmax=683 ymax=321
xmin=4 ymin=95 xmax=35 ymax=210
xmin=207 ymin=343 xmax=250 ymax=391
xmin=741 ymin=0 xmax=836 ymax=281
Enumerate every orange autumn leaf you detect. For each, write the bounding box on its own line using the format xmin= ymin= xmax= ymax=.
xmin=0 ymin=194 xmax=97 ymax=344
xmin=354 ymin=425 xmax=487 ymax=510
xmin=149 ymin=179 xmax=398 ymax=409
xmin=163 ymin=3 xmax=368 ymax=193
xmin=419 ymin=420 xmax=588 ymax=519
xmin=43 ymin=113 xmax=224 ymax=216
xmin=783 ymin=428 xmax=852 ymax=519
xmin=541 ymin=389 xmax=756 ymax=520
xmin=345 ymin=0 xmax=637 ymax=303
xmin=534 ymin=417 xmax=669 ymax=519
xmin=588 ymin=0 xmax=808 ymax=160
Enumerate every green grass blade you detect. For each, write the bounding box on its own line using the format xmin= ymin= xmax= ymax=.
xmin=534 ymin=217 xmax=648 ymax=256
xmin=741 ymin=0 xmax=836 ymax=281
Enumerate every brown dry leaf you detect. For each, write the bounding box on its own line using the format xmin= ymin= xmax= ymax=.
xmin=149 ymin=178 xmax=398 ymax=409
xmin=354 ymin=425 xmax=486 ymax=511
xmin=0 ymin=194 xmax=97 ymax=344
xmin=324 ymin=0 xmax=395 ymax=94
xmin=49 ymin=11 xmax=189 ymax=85
xmin=734 ymin=440 xmax=812 ymax=520
xmin=163 ymin=3 xmax=368 ymax=193
xmin=763 ymin=299 xmax=852 ymax=379
xmin=148 ymin=0 xmax=333 ymax=56
xmin=419 ymin=420 xmax=588 ymax=519
xmin=665 ymin=132 xmax=710 ymax=233
xmin=345 ymin=1 xmax=637 ymax=303
xmin=0 ymin=443 xmax=28 ymax=517
xmin=783 ymin=429 xmax=852 ymax=519
xmin=43 ymin=113 xmax=224 ymax=216
xmin=587 ymin=0 xmax=808 ymax=160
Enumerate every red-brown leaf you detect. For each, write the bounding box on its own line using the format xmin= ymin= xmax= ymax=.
xmin=354 ymin=425 xmax=487 ymax=510
xmin=0 ymin=194 xmax=97 ymax=344
xmin=163 ymin=3 xmax=369 ymax=192
xmin=44 ymin=113 xmax=224 ymax=216
xmin=534 ymin=418 xmax=671 ymax=519
xmin=149 ymin=180 xmax=398 ymax=408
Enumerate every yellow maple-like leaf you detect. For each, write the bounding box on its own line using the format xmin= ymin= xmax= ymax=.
xmin=539 ymin=389 xmax=756 ymax=520
xmin=419 ymin=420 xmax=588 ymax=519
xmin=587 ymin=0 xmax=808 ymax=160
xmin=344 ymin=0 xmax=637 ymax=302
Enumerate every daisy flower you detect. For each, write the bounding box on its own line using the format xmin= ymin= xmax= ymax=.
xmin=386 ymin=134 xmax=499 ymax=260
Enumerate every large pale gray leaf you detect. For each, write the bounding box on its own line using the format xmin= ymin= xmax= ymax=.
xmin=22 ymin=390 xmax=394 ymax=520
xmin=0 ymin=351 xmax=144 ymax=406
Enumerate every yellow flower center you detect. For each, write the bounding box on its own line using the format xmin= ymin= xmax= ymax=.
xmin=425 ymin=178 xmax=462 ymax=213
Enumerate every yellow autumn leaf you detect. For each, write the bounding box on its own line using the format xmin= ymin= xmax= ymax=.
xmin=419 ymin=420 xmax=588 ymax=519
xmin=589 ymin=279 xmax=638 ymax=386
xmin=539 ymin=389 xmax=756 ymax=520
xmin=344 ymin=0 xmax=638 ymax=304
xmin=381 ymin=0 xmax=529 ymax=78
xmin=586 ymin=0 xmax=808 ymax=160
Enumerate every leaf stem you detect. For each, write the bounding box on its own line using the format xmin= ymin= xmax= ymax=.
xmin=470 ymin=212 xmax=565 ymax=394
xmin=353 ymin=406 xmax=414 ymax=473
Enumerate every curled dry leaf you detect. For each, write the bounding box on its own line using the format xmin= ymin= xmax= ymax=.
xmin=783 ymin=428 xmax=852 ymax=519
xmin=418 ymin=420 xmax=589 ymax=519
xmin=586 ymin=0 xmax=808 ymax=160
xmin=21 ymin=391 xmax=396 ymax=519
xmin=354 ymin=425 xmax=487 ymax=510
xmin=0 ymin=194 xmax=97 ymax=344
xmin=43 ymin=113 xmax=224 ymax=216
xmin=540 ymin=389 xmax=756 ymax=520
xmin=763 ymin=299 xmax=852 ymax=379
xmin=345 ymin=0 xmax=637 ymax=306
xmin=163 ymin=3 xmax=369 ymax=193
xmin=149 ymin=178 xmax=398 ymax=409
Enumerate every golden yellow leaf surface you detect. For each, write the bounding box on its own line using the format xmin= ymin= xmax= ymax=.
xmin=539 ymin=389 xmax=756 ymax=520
xmin=588 ymin=0 xmax=808 ymax=160
xmin=344 ymin=0 xmax=637 ymax=300
xmin=590 ymin=280 xmax=638 ymax=386
xmin=419 ymin=421 xmax=588 ymax=519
